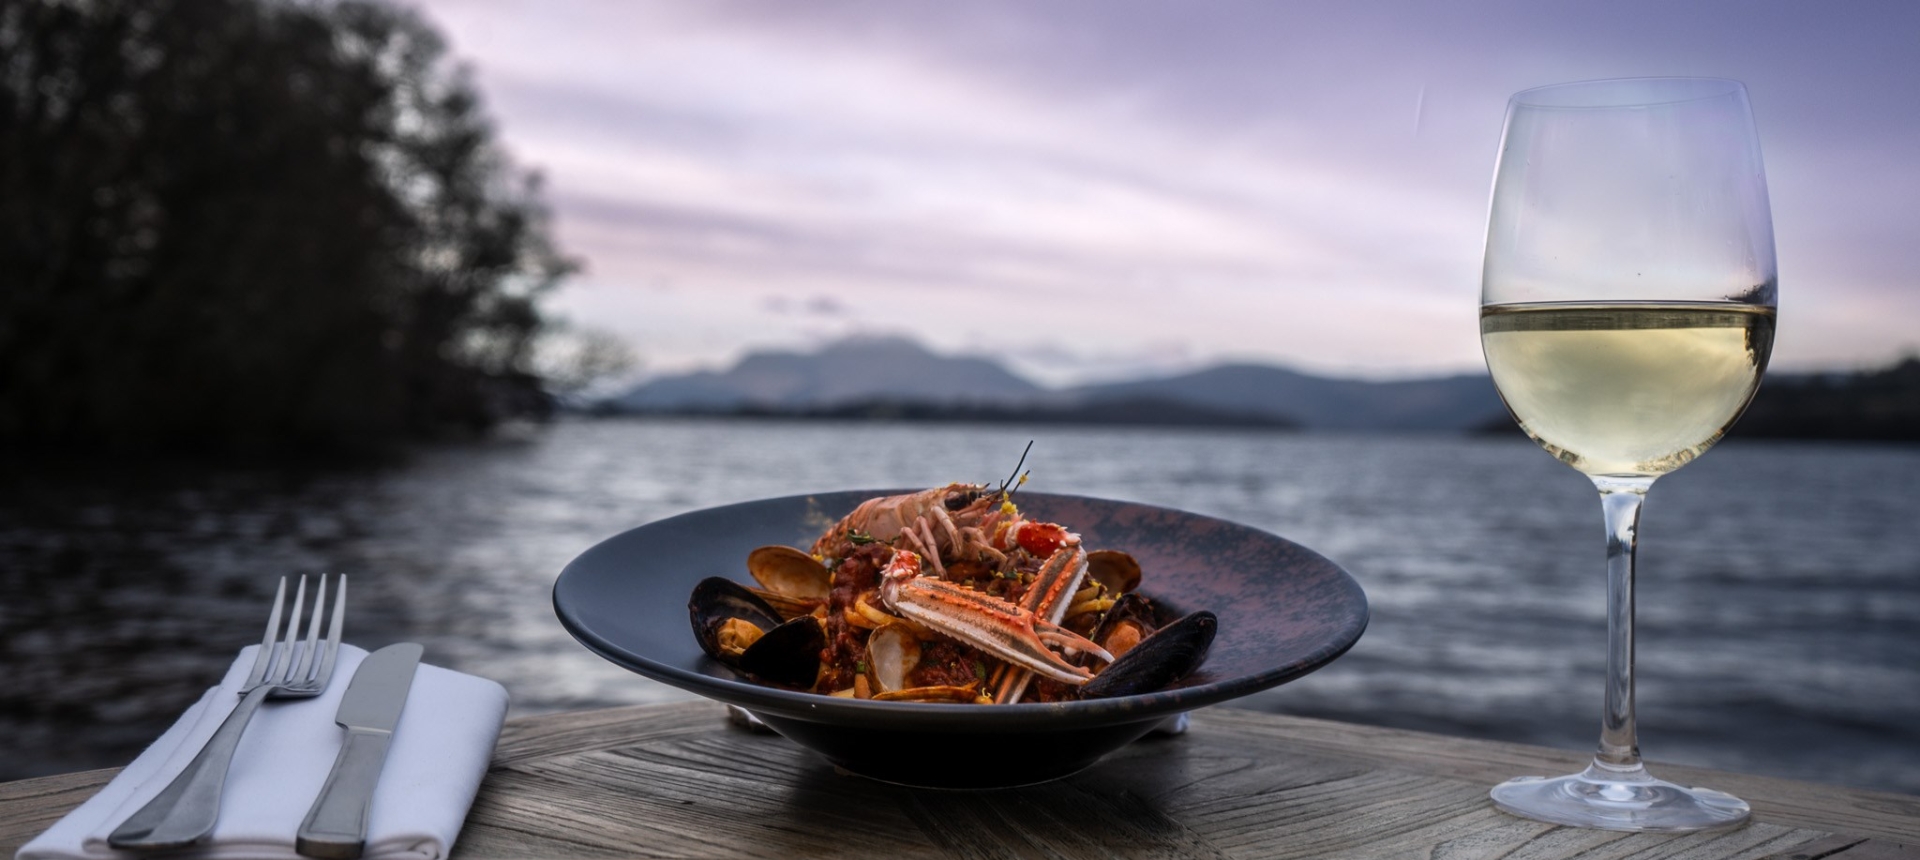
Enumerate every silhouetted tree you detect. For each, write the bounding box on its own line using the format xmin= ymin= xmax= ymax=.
xmin=0 ymin=0 xmax=574 ymax=459
xmin=1734 ymin=357 xmax=1920 ymax=443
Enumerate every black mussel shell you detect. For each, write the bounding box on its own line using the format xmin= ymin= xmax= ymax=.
xmin=1080 ymin=610 xmax=1216 ymax=699
xmin=689 ymin=576 xmax=783 ymax=665
xmin=737 ymin=616 xmax=826 ymax=688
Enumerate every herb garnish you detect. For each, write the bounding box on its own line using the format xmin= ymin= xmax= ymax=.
xmin=996 ymin=441 xmax=1034 ymax=500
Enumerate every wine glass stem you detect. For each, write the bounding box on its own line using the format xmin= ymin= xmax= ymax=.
xmin=1593 ymin=475 xmax=1654 ymax=772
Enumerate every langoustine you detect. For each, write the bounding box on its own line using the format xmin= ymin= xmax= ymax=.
xmin=689 ymin=481 xmax=1216 ymax=703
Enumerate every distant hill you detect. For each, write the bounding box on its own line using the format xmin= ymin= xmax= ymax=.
xmin=609 ymin=336 xmax=1507 ymax=432
xmin=614 ymin=336 xmax=1044 ymax=410
xmin=1068 ymin=364 xmax=1507 ymax=431
xmin=718 ymin=395 xmax=1297 ymax=430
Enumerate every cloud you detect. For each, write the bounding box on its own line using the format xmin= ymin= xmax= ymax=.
xmin=980 ymin=341 xmax=1202 ymax=388
xmin=420 ymin=0 xmax=1920 ymax=379
xmin=804 ymin=295 xmax=847 ymax=316
xmin=761 ymin=293 xmax=849 ymax=317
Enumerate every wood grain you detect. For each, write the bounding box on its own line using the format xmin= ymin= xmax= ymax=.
xmin=0 ymin=768 xmax=116 ymax=856
xmin=4 ymin=702 xmax=1916 ymax=859
xmin=1190 ymin=708 xmax=1920 ymax=845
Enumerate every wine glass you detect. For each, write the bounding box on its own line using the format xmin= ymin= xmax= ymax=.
xmin=1479 ymin=77 xmax=1776 ymax=831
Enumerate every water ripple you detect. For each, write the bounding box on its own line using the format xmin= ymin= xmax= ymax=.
xmin=1 ymin=419 xmax=1915 ymax=795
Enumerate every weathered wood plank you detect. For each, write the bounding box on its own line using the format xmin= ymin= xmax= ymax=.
xmin=0 ymin=768 xmax=116 ymax=857
xmin=468 ymin=703 xmax=1853 ymax=860
xmin=1189 ymin=708 xmax=1920 ymax=845
xmin=491 ymin=702 xmax=719 ymax=767
xmin=449 ymin=811 xmax=638 ymax=860
xmin=1761 ymin=839 xmax=1920 ymax=860
xmin=1099 ymin=718 xmax=1831 ymax=860
xmin=1825 ymin=842 xmax=1920 ymax=860
xmin=1764 ymin=836 xmax=1869 ymax=859
xmin=490 ymin=731 xmax=949 ymax=859
xmin=6 ymin=702 xmax=1916 ymax=860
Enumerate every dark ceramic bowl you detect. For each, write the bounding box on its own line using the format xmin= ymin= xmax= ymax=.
xmin=553 ymin=490 xmax=1368 ymax=789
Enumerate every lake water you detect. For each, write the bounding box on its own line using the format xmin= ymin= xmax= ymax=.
xmin=3 ymin=418 xmax=1916 ymax=794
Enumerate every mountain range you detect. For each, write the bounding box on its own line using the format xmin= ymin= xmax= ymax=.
xmin=608 ymin=336 xmax=1509 ymax=432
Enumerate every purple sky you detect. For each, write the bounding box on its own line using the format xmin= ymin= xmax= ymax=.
xmin=412 ymin=0 xmax=1918 ymax=385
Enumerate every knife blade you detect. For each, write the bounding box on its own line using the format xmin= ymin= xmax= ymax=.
xmin=296 ymin=642 xmax=424 ymax=860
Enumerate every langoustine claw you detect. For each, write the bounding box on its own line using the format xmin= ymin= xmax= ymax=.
xmin=878 ymin=549 xmax=1111 ymax=685
xmin=991 ymin=542 xmax=1093 ymax=703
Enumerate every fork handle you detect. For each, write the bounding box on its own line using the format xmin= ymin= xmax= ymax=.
xmin=108 ymin=684 xmax=274 ymax=851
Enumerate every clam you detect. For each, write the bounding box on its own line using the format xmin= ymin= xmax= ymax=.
xmin=747 ymin=545 xmax=833 ymax=600
xmin=1079 ymin=610 xmax=1216 ymax=699
xmin=865 ymin=624 xmax=921 ymax=694
xmin=1085 ymin=549 xmax=1142 ymax=595
xmin=689 ymin=576 xmax=824 ymax=688
xmin=750 ymin=589 xmax=824 ymax=621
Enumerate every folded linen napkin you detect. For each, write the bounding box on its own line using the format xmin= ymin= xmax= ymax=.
xmin=18 ymin=644 xmax=508 ymax=860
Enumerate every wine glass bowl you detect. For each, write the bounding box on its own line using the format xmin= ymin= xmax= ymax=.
xmin=1482 ymin=77 xmax=1776 ymax=309
xmin=1479 ymin=77 xmax=1776 ymax=831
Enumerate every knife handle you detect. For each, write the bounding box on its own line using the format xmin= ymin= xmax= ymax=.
xmin=296 ymin=727 xmax=392 ymax=859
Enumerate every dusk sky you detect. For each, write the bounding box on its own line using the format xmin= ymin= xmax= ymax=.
xmin=411 ymin=0 xmax=1918 ymax=386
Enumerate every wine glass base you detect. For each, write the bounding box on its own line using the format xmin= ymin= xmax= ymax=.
xmin=1490 ymin=762 xmax=1750 ymax=832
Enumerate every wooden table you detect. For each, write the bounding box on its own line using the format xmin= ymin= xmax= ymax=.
xmin=4 ymin=702 xmax=1916 ymax=859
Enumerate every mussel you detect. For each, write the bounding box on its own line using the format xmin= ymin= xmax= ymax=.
xmin=1079 ymin=610 xmax=1216 ymax=699
xmin=689 ymin=576 xmax=824 ymax=688
xmin=737 ymin=616 xmax=827 ymax=686
xmin=1087 ymin=592 xmax=1157 ymax=659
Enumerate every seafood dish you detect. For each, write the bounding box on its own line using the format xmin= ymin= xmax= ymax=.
xmin=689 ymin=481 xmax=1217 ymax=704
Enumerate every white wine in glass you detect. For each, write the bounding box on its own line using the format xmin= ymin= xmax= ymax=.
xmin=1481 ymin=303 xmax=1773 ymax=477
xmin=1480 ymin=78 xmax=1776 ymax=831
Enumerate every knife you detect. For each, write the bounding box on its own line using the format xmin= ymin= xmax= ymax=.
xmin=296 ymin=643 xmax=424 ymax=859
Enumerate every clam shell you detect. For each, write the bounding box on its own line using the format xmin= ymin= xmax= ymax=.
xmin=747 ymin=545 xmax=833 ymax=600
xmin=749 ymin=587 xmax=824 ymax=620
xmin=1086 ymin=549 xmax=1142 ymax=595
xmin=866 ymin=624 xmax=921 ymax=693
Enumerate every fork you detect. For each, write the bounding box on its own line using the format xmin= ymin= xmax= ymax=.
xmin=109 ymin=574 xmax=347 ymax=852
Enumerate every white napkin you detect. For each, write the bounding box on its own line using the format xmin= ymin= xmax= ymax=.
xmin=18 ymin=644 xmax=508 ymax=860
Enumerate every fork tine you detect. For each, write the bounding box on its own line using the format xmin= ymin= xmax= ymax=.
xmin=272 ymin=574 xmax=308 ymax=684
xmin=244 ymin=578 xmax=288 ymax=687
xmin=292 ymin=574 xmax=327 ymax=683
xmin=312 ymin=574 xmax=346 ymax=688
